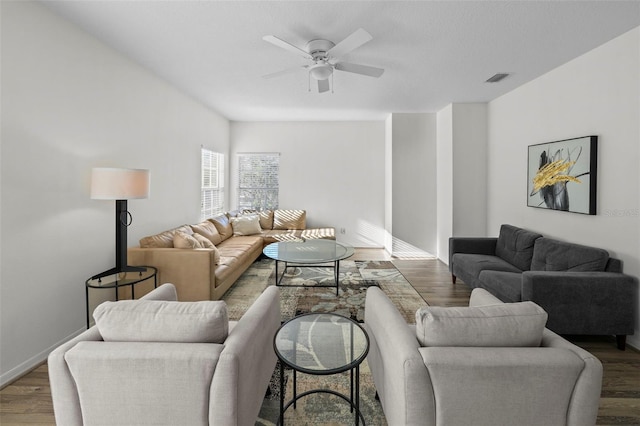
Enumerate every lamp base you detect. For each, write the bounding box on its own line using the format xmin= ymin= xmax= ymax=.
xmin=91 ymin=265 xmax=147 ymax=281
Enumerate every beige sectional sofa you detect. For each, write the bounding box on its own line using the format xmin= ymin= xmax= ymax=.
xmin=128 ymin=209 xmax=335 ymax=301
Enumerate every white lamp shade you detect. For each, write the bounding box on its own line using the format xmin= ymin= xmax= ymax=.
xmin=91 ymin=168 xmax=150 ymax=200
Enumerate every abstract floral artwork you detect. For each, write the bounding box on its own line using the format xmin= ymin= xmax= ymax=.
xmin=527 ymin=135 xmax=598 ymax=215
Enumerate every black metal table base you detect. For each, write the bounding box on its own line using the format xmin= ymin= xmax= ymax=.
xmin=277 ymin=365 xmax=365 ymax=426
xmin=274 ymin=260 xmax=341 ymax=296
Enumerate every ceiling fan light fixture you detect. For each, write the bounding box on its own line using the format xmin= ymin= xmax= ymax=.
xmin=309 ymin=63 xmax=333 ymax=80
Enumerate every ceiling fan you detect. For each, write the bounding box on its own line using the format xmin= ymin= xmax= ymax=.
xmin=262 ymin=28 xmax=385 ymax=93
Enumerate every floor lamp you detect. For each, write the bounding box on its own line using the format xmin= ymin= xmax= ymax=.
xmin=90 ymin=167 xmax=150 ymax=281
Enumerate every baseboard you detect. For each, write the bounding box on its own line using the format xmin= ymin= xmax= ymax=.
xmin=0 ymin=326 xmax=86 ymax=388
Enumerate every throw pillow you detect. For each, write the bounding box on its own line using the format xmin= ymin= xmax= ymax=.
xmin=242 ymin=209 xmax=274 ymax=230
xmin=94 ymin=299 xmax=228 ymax=343
xmin=191 ymin=220 xmax=223 ymax=245
xmin=415 ymin=302 xmax=547 ymax=347
xmin=231 ymin=215 xmax=262 ymax=236
xmin=139 ymin=225 xmax=193 ymax=248
xmin=209 ymin=214 xmax=233 ymax=240
xmin=173 ymin=231 xmax=202 ymax=249
xmin=193 ymin=233 xmax=214 ymax=249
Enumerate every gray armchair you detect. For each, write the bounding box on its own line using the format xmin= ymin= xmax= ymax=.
xmin=48 ymin=283 xmax=280 ymax=426
xmin=365 ymin=286 xmax=603 ymax=426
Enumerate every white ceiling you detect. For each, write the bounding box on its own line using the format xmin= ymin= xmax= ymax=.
xmin=41 ymin=1 xmax=640 ymax=121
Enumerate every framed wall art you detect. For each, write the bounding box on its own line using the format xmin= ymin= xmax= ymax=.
xmin=527 ymin=135 xmax=598 ymax=215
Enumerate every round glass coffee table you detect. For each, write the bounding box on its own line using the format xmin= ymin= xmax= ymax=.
xmin=263 ymin=239 xmax=355 ymax=295
xmin=273 ymin=313 xmax=369 ymax=426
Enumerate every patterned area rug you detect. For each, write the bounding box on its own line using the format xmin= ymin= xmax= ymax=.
xmin=222 ymin=257 xmax=428 ymax=426
xmin=224 ymin=258 xmax=426 ymax=324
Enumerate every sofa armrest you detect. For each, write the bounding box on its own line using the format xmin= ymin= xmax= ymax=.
xmin=128 ymin=247 xmax=217 ymax=301
xmin=541 ymin=329 xmax=603 ymax=425
xmin=210 ymin=286 xmax=281 ymax=426
xmin=448 ymin=237 xmax=498 ymax=270
xmin=418 ymin=345 xmax=599 ymax=426
xmin=364 ymin=287 xmax=433 ymax=425
xmin=521 ymin=271 xmax=637 ymax=335
xmin=48 ymin=327 xmax=103 ymax=426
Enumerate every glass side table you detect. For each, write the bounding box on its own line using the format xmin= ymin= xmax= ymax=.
xmin=273 ymin=313 xmax=369 ymax=426
xmin=85 ymin=266 xmax=157 ymax=328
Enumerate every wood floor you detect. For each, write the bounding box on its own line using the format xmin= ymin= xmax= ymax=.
xmin=2 ymin=249 xmax=639 ymax=425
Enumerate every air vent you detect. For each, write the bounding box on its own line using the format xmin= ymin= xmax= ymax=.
xmin=486 ymin=73 xmax=510 ymax=83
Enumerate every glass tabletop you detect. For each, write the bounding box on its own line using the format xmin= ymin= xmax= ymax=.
xmin=85 ymin=266 xmax=157 ymax=289
xmin=263 ymin=239 xmax=355 ymax=264
xmin=274 ymin=313 xmax=369 ymax=375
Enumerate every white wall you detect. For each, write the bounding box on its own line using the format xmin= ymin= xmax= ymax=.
xmin=389 ymin=113 xmax=437 ymax=256
xmin=452 ymin=104 xmax=488 ymax=237
xmin=436 ymin=105 xmax=454 ymax=260
xmin=384 ymin=115 xmax=393 ymax=253
xmin=230 ymin=121 xmax=386 ymax=248
xmin=436 ymin=103 xmax=488 ymax=262
xmin=0 ymin=2 xmax=229 ymax=385
xmin=487 ymin=27 xmax=640 ymax=348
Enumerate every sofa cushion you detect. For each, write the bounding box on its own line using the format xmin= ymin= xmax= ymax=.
xmin=415 ymin=302 xmax=547 ymax=347
xmin=273 ymin=209 xmax=306 ymax=230
xmin=173 ymin=231 xmax=202 ymax=249
xmin=231 ymin=215 xmax=262 ymax=236
xmin=451 ymin=253 xmax=522 ymax=286
xmin=139 ymin=225 xmax=193 ymax=248
xmin=531 ymin=238 xmax=609 ymax=272
xmin=94 ymin=299 xmax=228 ymax=343
xmin=191 ymin=220 xmax=223 ymax=245
xmin=301 ymin=228 xmax=336 ymax=240
xmin=209 ymin=214 xmax=233 ymax=241
xmin=495 ymin=225 xmax=542 ymax=271
xmin=478 ymin=271 xmax=523 ymax=303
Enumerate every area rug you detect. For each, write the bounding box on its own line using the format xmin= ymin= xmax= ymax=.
xmin=222 ymin=258 xmax=428 ymax=426
xmin=223 ymin=258 xmax=427 ymax=324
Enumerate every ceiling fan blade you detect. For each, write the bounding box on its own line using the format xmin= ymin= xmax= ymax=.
xmin=262 ymin=65 xmax=309 ymax=79
xmin=318 ymin=79 xmax=330 ymax=93
xmin=335 ymin=62 xmax=384 ymax=78
xmin=262 ymin=35 xmax=312 ymax=59
xmin=327 ymin=28 xmax=373 ymax=58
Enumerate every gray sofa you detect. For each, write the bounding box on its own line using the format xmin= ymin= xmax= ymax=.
xmin=365 ymin=286 xmax=603 ymax=426
xmin=449 ymin=224 xmax=637 ymax=349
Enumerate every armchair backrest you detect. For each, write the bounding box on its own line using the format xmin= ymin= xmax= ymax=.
xmin=65 ymin=341 xmax=224 ymax=425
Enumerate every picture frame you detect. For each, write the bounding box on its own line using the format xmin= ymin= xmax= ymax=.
xmin=527 ymin=135 xmax=598 ymax=215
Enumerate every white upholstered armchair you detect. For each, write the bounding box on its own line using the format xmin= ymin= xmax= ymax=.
xmin=48 ymin=283 xmax=280 ymax=426
xmin=365 ymin=287 xmax=603 ymax=426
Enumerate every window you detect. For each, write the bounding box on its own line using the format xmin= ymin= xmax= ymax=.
xmin=201 ymin=148 xmax=224 ymax=220
xmin=237 ymin=153 xmax=279 ymax=210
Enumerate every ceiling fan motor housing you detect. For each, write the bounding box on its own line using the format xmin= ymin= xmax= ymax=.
xmin=306 ymin=39 xmax=335 ymax=80
xmin=306 ymin=39 xmax=335 ymax=59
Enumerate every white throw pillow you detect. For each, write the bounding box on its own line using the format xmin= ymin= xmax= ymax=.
xmin=231 ymin=215 xmax=262 ymax=236
xmin=94 ymin=299 xmax=228 ymax=343
xmin=415 ymin=302 xmax=547 ymax=347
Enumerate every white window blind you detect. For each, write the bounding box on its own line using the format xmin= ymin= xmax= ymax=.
xmin=237 ymin=152 xmax=279 ymax=210
xmin=201 ymin=148 xmax=224 ymax=220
